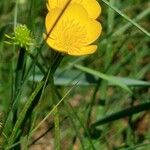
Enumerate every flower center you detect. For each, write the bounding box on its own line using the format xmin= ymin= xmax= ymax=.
xmin=51 ymin=18 xmax=87 ymax=52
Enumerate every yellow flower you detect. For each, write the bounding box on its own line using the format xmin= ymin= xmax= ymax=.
xmin=47 ymin=0 xmax=101 ymax=19
xmin=45 ymin=2 xmax=102 ymax=56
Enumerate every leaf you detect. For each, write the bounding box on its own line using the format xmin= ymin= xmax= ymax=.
xmin=30 ymin=69 xmax=150 ymax=87
xmin=91 ymin=102 xmax=150 ymax=127
xmin=7 ymin=81 xmax=44 ymax=148
xmin=74 ymin=64 xmax=132 ymax=93
xmin=109 ymin=77 xmax=150 ymax=86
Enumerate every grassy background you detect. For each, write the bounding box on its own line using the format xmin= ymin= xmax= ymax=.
xmin=0 ymin=0 xmax=150 ymax=149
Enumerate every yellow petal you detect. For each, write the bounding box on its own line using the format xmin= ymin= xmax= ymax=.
xmin=62 ymin=3 xmax=88 ymax=23
xmin=68 ymin=45 xmax=97 ymax=56
xmin=46 ymin=36 xmax=67 ymax=53
xmin=47 ymin=0 xmax=72 ymax=11
xmin=45 ymin=3 xmax=88 ymax=33
xmin=84 ymin=19 xmax=102 ymax=45
xmin=47 ymin=0 xmax=63 ymax=10
xmin=47 ymin=0 xmax=101 ymax=19
xmin=80 ymin=0 xmax=101 ymax=19
xmin=45 ymin=9 xmax=61 ymax=34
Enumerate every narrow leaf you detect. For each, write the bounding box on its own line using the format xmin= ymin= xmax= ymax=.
xmin=75 ymin=65 xmax=131 ymax=93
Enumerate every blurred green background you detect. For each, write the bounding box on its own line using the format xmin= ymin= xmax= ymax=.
xmin=0 ymin=0 xmax=150 ymax=149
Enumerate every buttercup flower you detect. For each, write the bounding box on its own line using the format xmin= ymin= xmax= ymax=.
xmin=45 ymin=0 xmax=102 ymax=56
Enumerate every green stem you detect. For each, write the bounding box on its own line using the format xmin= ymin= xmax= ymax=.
xmin=14 ymin=47 xmax=26 ymax=102
xmin=105 ymin=0 xmax=115 ymax=70
xmin=50 ymin=51 xmax=61 ymax=150
xmin=50 ymin=74 xmax=61 ymax=148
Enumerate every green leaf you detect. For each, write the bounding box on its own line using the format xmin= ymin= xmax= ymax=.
xmin=74 ymin=64 xmax=132 ymax=93
xmin=91 ymin=102 xmax=150 ymax=127
xmin=109 ymin=77 xmax=150 ymax=86
xmin=6 ymin=81 xmax=44 ymax=148
xmin=30 ymin=69 xmax=150 ymax=87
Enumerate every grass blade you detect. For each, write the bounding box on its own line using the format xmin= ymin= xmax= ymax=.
xmin=91 ymin=102 xmax=150 ymax=127
xmin=6 ymin=81 xmax=44 ymax=148
xmin=75 ymin=65 xmax=131 ymax=93
xmin=101 ymin=0 xmax=150 ymax=37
